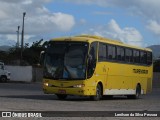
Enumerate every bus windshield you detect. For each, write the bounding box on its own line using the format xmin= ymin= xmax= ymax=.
xmin=44 ymin=41 xmax=89 ymax=80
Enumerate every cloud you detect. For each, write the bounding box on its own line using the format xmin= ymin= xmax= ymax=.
xmin=25 ymin=12 xmax=75 ymax=34
xmin=65 ymin=0 xmax=160 ymax=36
xmin=93 ymin=11 xmax=112 ymax=15
xmin=89 ymin=19 xmax=143 ymax=47
xmin=0 ymin=34 xmax=36 ymax=46
xmin=0 ymin=0 xmax=75 ymax=34
xmin=147 ymin=20 xmax=160 ymax=36
xmin=64 ymin=0 xmax=113 ymax=6
xmin=0 ymin=0 xmax=75 ymax=46
xmin=79 ymin=19 xmax=86 ymax=25
xmin=0 ymin=34 xmax=16 ymax=46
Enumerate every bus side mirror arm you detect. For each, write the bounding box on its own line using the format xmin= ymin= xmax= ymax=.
xmin=39 ymin=51 xmax=45 ymax=66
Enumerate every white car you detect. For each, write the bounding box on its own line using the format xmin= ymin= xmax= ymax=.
xmin=0 ymin=62 xmax=11 ymax=82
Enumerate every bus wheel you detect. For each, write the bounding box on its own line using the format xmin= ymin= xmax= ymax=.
xmin=103 ymin=95 xmax=113 ymax=100
xmin=56 ymin=94 xmax=67 ymax=100
xmin=91 ymin=84 xmax=102 ymax=101
xmin=128 ymin=84 xmax=141 ymax=99
xmin=135 ymin=84 xmax=141 ymax=99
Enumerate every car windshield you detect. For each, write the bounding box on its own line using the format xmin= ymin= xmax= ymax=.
xmin=0 ymin=63 xmax=4 ymax=70
xmin=44 ymin=41 xmax=89 ymax=80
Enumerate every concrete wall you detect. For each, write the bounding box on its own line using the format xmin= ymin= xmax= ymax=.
xmin=32 ymin=67 xmax=43 ymax=82
xmin=6 ymin=66 xmax=32 ymax=82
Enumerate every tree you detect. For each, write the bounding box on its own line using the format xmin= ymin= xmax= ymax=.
xmin=0 ymin=39 xmax=48 ymax=66
xmin=153 ymin=59 xmax=160 ymax=72
xmin=23 ymin=39 xmax=47 ymax=65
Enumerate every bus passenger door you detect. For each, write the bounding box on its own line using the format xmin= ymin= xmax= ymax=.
xmin=95 ymin=62 xmax=108 ymax=90
xmin=97 ymin=43 xmax=109 ymax=91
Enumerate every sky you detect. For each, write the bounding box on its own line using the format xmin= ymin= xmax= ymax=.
xmin=0 ymin=0 xmax=160 ymax=48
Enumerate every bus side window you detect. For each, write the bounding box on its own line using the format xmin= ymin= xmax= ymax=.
xmin=147 ymin=52 xmax=152 ymax=65
xmin=140 ymin=51 xmax=147 ymax=64
xmin=87 ymin=42 xmax=97 ymax=78
xmin=98 ymin=43 xmax=107 ymax=62
xmin=125 ymin=48 xmax=133 ymax=63
xmin=117 ymin=46 xmax=125 ymax=61
xmin=133 ymin=50 xmax=140 ymax=63
xmin=108 ymin=45 xmax=116 ymax=60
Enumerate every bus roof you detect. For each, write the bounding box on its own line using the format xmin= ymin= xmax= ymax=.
xmin=50 ymin=35 xmax=152 ymax=52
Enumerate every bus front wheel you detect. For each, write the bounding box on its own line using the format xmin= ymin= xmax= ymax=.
xmin=90 ymin=84 xmax=102 ymax=101
xmin=56 ymin=94 xmax=67 ymax=100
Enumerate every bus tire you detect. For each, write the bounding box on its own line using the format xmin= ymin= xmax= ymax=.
xmin=103 ymin=95 xmax=113 ymax=99
xmin=135 ymin=84 xmax=141 ymax=99
xmin=91 ymin=84 xmax=102 ymax=101
xmin=128 ymin=84 xmax=141 ymax=99
xmin=56 ymin=94 xmax=67 ymax=100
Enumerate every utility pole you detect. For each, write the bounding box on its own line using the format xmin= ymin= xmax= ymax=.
xmin=16 ymin=26 xmax=20 ymax=48
xmin=20 ymin=12 xmax=26 ymax=65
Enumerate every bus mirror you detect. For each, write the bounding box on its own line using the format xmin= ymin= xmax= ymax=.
xmin=40 ymin=51 xmax=45 ymax=66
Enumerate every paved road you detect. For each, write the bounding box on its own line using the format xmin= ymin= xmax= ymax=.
xmin=0 ymin=82 xmax=159 ymax=119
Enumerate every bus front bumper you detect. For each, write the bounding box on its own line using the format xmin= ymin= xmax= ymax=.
xmin=43 ymin=85 xmax=95 ymax=96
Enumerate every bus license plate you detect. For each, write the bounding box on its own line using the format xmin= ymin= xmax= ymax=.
xmin=58 ymin=90 xmax=66 ymax=94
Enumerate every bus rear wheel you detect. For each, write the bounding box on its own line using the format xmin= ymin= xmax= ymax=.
xmin=56 ymin=94 xmax=67 ymax=100
xmin=128 ymin=84 xmax=141 ymax=99
xmin=91 ymin=84 xmax=102 ymax=101
xmin=135 ymin=84 xmax=141 ymax=99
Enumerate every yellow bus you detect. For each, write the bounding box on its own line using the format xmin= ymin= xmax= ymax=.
xmin=41 ymin=35 xmax=152 ymax=100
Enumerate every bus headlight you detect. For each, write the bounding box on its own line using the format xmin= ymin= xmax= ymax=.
xmin=44 ymin=82 xmax=49 ymax=87
xmin=73 ymin=84 xmax=85 ymax=88
xmin=44 ymin=83 xmax=53 ymax=87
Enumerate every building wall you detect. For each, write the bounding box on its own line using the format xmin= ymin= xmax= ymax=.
xmin=32 ymin=67 xmax=43 ymax=82
xmin=6 ymin=66 xmax=32 ymax=82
